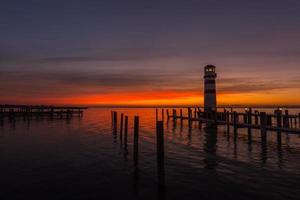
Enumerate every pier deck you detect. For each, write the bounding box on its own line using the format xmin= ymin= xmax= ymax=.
xmin=0 ymin=105 xmax=87 ymax=119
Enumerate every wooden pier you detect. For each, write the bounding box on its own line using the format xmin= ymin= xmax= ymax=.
xmin=160 ymin=107 xmax=300 ymax=134
xmin=0 ymin=105 xmax=87 ymax=120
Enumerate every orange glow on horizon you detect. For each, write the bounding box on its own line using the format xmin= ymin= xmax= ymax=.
xmin=3 ymin=88 xmax=300 ymax=106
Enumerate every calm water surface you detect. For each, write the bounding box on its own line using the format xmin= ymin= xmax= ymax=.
xmin=1 ymin=108 xmax=300 ymax=200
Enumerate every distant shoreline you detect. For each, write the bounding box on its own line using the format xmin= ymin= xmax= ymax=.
xmin=2 ymin=104 xmax=300 ymax=109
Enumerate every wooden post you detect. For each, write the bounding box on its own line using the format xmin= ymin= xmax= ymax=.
xmin=284 ymin=110 xmax=289 ymax=128
xmin=172 ymin=109 xmax=176 ymax=122
xmin=267 ymin=115 xmax=272 ymax=126
xmin=255 ymin=111 xmax=259 ymax=125
xmin=156 ymin=108 xmax=158 ymax=121
xmin=247 ymin=108 xmax=252 ymax=143
xmin=276 ymin=112 xmax=282 ymax=145
xmin=299 ymin=113 xmax=300 ymax=129
xmin=226 ymin=111 xmax=230 ymax=134
xmin=134 ymin=116 xmax=139 ymax=167
xmin=194 ymin=108 xmax=197 ymax=119
xmin=198 ymin=109 xmax=202 ymax=129
xmin=188 ymin=108 xmax=192 ymax=129
xmin=166 ymin=109 xmax=169 ymax=119
xmin=260 ymin=112 xmax=267 ymax=143
xmin=120 ymin=113 xmax=124 ymax=142
xmin=180 ymin=109 xmax=183 ymax=127
xmin=243 ymin=113 xmax=247 ymax=124
xmin=156 ymin=121 xmax=165 ymax=187
xmin=162 ymin=109 xmax=164 ymax=122
xmin=124 ymin=116 xmax=128 ymax=149
xmin=114 ymin=112 xmax=118 ymax=130
xmin=233 ymin=111 xmax=238 ymax=142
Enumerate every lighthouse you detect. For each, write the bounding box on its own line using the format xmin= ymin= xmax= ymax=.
xmin=204 ymin=65 xmax=217 ymax=111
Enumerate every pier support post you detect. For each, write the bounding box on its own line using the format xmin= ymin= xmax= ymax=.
xmin=276 ymin=112 xmax=282 ymax=145
xmin=188 ymin=108 xmax=192 ymax=129
xmin=226 ymin=111 xmax=230 ymax=134
xmin=124 ymin=116 xmax=128 ymax=149
xmin=247 ymin=108 xmax=252 ymax=143
xmin=260 ymin=112 xmax=267 ymax=143
xmin=284 ymin=110 xmax=289 ymax=128
xmin=299 ymin=113 xmax=300 ymax=129
xmin=120 ymin=113 xmax=124 ymax=142
xmin=172 ymin=109 xmax=177 ymax=122
xmin=166 ymin=109 xmax=169 ymax=120
xmin=233 ymin=111 xmax=238 ymax=141
xmin=114 ymin=112 xmax=118 ymax=131
xmin=254 ymin=111 xmax=259 ymax=125
xmin=134 ymin=116 xmax=139 ymax=168
xmin=156 ymin=121 xmax=165 ymax=188
xmin=162 ymin=109 xmax=164 ymax=122
xmin=156 ymin=108 xmax=158 ymax=121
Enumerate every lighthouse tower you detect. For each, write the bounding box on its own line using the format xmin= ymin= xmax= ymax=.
xmin=204 ymin=65 xmax=217 ymax=111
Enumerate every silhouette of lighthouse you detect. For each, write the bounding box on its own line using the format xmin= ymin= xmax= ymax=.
xmin=204 ymin=65 xmax=217 ymax=111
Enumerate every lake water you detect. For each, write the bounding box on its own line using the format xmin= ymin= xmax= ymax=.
xmin=1 ymin=108 xmax=300 ymax=200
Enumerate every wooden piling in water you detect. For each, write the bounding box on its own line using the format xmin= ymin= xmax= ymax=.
xmin=133 ymin=116 xmax=139 ymax=167
xmin=299 ymin=113 xmax=300 ymax=129
xmin=260 ymin=112 xmax=267 ymax=143
xmin=166 ymin=109 xmax=169 ymax=119
xmin=247 ymin=108 xmax=252 ymax=143
xmin=173 ymin=109 xmax=177 ymax=122
xmin=276 ymin=112 xmax=282 ymax=144
xmin=254 ymin=111 xmax=259 ymax=125
xmin=114 ymin=112 xmax=118 ymax=130
xmin=156 ymin=121 xmax=165 ymax=187
xmin=156 ymin=108 xmax=158 ymax=121
xmin=120 ymin=113 xmax=124 ymax=142
xmin=124 ymin=116 xmax=128 ymax=148
xmin=226 ymin=111 xmax=230 ymax=134
xmin=162 ymin=109 xmax=164 ymax=121
xmin=233 ymin=111 xmax=238 ymax=141
xmin=188 ymin=108 xmax=192 ymax=129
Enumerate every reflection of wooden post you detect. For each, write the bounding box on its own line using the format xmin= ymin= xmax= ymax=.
xmin=156 ymin=121 xmax=165 ymax=187
xmin=124 ymin=116 xmax=128 ymax=148
xmin=120 ymin=113 xmax=124 ymax=141
xmin=134 ymin=116 xmax=139 ymax=167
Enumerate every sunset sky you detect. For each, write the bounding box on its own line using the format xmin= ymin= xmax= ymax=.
xmin=1 ymin=0 xmax=300 ymax=106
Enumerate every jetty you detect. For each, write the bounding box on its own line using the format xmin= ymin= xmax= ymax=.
xmin=162 ymin=107 xmax=300 ymax=134
xmin=0 ymin=105 xmax=87 ymax=119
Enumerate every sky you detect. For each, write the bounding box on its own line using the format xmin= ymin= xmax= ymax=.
xmin=1 ymin=0 xmax=300 ymax=106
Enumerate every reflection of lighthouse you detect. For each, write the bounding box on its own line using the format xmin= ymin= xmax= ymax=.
xmin=204 ymin=65 xmax=217 ymax=111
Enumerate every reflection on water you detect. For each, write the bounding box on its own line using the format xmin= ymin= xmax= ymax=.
xmin=0 ymin=108 xmax=300 ymax=200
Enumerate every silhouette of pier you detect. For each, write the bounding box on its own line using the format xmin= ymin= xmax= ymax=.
xmin=0 ymin=105 xmax=87 ymax=120
xmin=161 ymin=107 xmax=300 ymax=134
